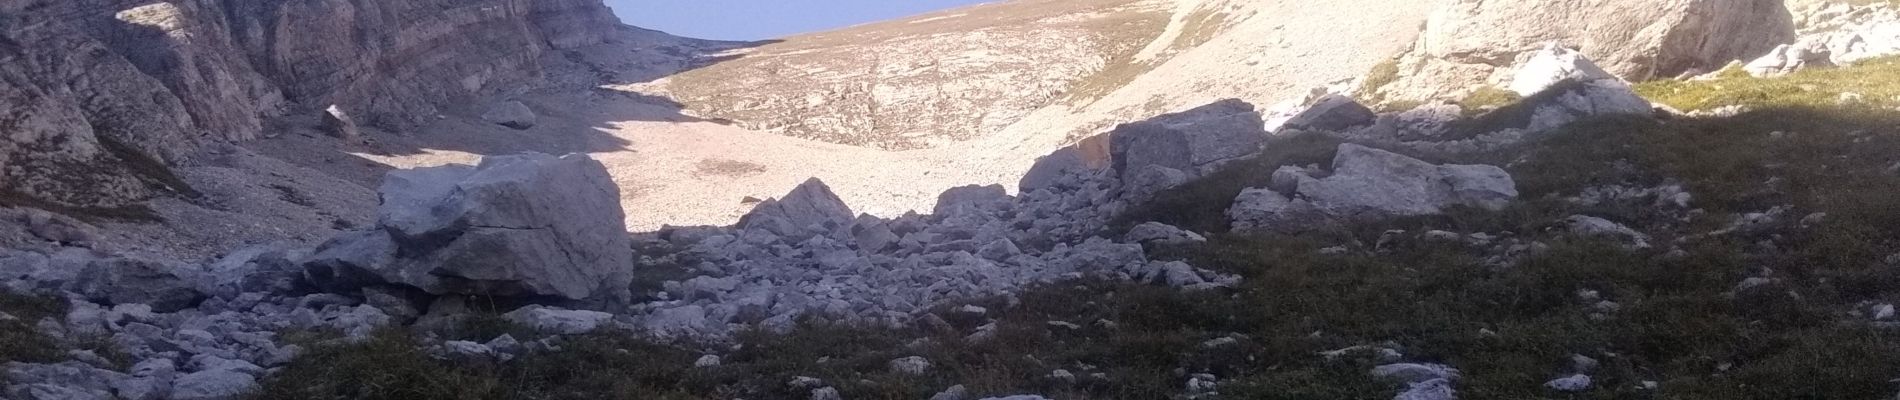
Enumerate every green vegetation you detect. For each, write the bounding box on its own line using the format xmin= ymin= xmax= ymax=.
xmin=1457 ymin=86 xmax=1523 ymax=116
xmin=0 ymin=293 xmax=67 ymax=366
xmin=1356 ymin=58 xmax=1405 ymax=110
xmin=1636 ymin=56 xmax=1900 ymax=112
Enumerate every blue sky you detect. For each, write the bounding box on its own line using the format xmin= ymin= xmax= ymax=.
xmin=608 ymin=0 xmax=991 ymax=41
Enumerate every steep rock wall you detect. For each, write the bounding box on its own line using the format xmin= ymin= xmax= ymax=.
xmin=0 ymin=0 xmax=626 ymax=209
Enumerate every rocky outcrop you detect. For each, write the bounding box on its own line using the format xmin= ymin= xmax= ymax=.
xmin=306 ymin=153 xmax=633 ymax=302
xmin=1109 ymin=99 xmax=1270 ymax=181
xmin=738 ymin=178 xmax=857 ymax=239
xmin=1229 ymin=144 xmax=1517 ymax=233
xmin=1374 ymin=0 xmax=1793 ymax=103
xmin=0 ymin=0 xmax=628 ymax=209
xmin=637 ymin=0 xmax=1173 ymax=150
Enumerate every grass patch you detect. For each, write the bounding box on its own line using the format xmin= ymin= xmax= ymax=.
xmin=0 ymin=293 xmax=66 ymax=366
xmin=1356 ymin=58 xmax=1403 ymax=109
xmin=1456 ymin=86 xmax=1522 ymax=116
xmin=693 ymin=159 xmax=769 ymax=178
xmin=1635 ymin=56 xmax=1900 ymax=112
xmin=95 ymin=133 xmax=200 ymax=199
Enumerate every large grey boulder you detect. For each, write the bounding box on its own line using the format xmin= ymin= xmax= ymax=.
xmin=739 ymin=178 xmax=855 ymax=237
xmin=1230 ymin=144 xmax=1518 ymax=233
xmin=1110 ymin=99 xmax=1268 ymax=181
xmin=305 ymin=153 xmax=633 ymax=302
xmin=482 ymin=100 xmax=538 ymax=130
xmin=67 ymin=258 xmax=207 ymax=313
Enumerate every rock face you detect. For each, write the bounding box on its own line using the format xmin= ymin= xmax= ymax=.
xmin=638 ymin=0 xmax=1173 ymax=149
xmin=1229 ymin=144 xmax=1517 ymax=233
xmin=1375 ymin=0 xmax=1793 ymax=102
xmin=0 ymin=0 xmax=627 ymax=209
xmin=306 ymin=153 xmax=633 ymax=302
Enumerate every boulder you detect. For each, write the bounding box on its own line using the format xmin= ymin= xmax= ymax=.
xmin=1277 ymin=94 xmax=1378 ymax=133
xmin=1122 ymin=165 xmax=1190 ymax=204
xmin=67 ymin=258 xmax=207 ymax=313
xmin=1230 ymin=144 xmax=1519 ymax=233
xmin=305 ymin=153 xmax=633 ymax=302
xmin=740 ymin=178 xmax=856 ymax=237
xmin=1019 ymin=134 xmax=1112 ymax=191
xmin=1124 ymin=222 xmax=1207 ymax=246
xmin=320 ymin=105 xmax=360 ymax=139
xmin=482 ymin=100 xmax=538 ymax=130
xmin=934 ymin=185 xmax=1010 ymax=216
xmin=1509 ymin=43 xmax=1621 ymax=97
xmin=1109 ymin=99 xmax=1268 ymax=181
xmin=1513 ymin=80 xmax=1654 ymax=134
xmin=1742 ymin=43 xmax=1827 ymax=77
xmin=504 ymin=305 xmax=615 ymax=335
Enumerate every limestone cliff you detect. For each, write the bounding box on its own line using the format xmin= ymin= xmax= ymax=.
xmin=0 ymin=0 xmax=628 ymax=209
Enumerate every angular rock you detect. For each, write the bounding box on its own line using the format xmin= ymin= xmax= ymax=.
xmin=1110 ymin=99 xmax=1268 ymax=181
xmin=1545 ymin=374 xmax=1593 ymax=392
xmin=482 ymin=100 xmax=538 ymax=130
xmin=1122 ymin=164 xmax=1190 ymax=204
xmin=1124 ymin=222 xmax=1206 ymax=246
xmin=67 ymin=257 xmax=207 ymax=313
xmin=935 ymin=185 xmax=1010 ymax=216
xmin=889 ymin=356 xmax=933 ymax=375
xmin=740 ymin=178 xmax=856 ymax=237
xmin=306 ymin=153 xmax=632 ymax=301
xmin=1510 ymin=42 xmax=1621 ymax=97
xmin=320 ymin=105 xmax=361 ymax=139
xmin=1279 ymin=94 xmax=1378 ymax=133
xmin=1439 ymin=164 xmax=1519 ymax=211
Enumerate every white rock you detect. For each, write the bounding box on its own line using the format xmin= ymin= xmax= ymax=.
xmin=890 ymin=356 xmax=932 ymax=375
xmin=1393 ymin=378 xmax=1457 ymax=400
xmin=442 ymin=341 xmax=494 ymax=357
xmin=1545 ymin=374 xmax=1593 ymax=392
xmin=1048 ymin=369 xmax=1076 ymax=382
xmin=1125 ymin=222 xmax=1207 ymax=245
xmin=1511 ymin=42 xmax=1621 ymax=96
xmin=694 ymin=355 xmax=722 ymax=368
xmin=503 ymin=305 xmax=614 ymax=335
xmin=1873 ymin=304 xmax=1895 ymax=320
xmin=1564 ymin=215 xmax=1652 ymax=249
xmin=1370 ymin=363 xmax=1461 ymax=384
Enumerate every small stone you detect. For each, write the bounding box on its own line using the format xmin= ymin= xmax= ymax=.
xmin=890 ymin=356 xmax=933 ymax=375
xmin=1048 ymin=369 xmax=1076 ymax=382
xmin=929 ymin=384 xmax=970 ymax=400
xmin=694 ymin=355 xmax=721 ymax=368
xmin=1873 ymin=304 xmax=1895 ymax=321
xmin=1201 ymin=337 xmax=1237 ymax=348
xmin=170 ymin=369 xmax=257 ymax=400
xmin=1545 ymin=374 xmax=1593 ymax=392
xmin=810 ymin=386 xmax=843 ymax=400
xmin=1370 ymin=363 xmax=1460 ymax=384
xmin=1186 ymin=373 xmax=1218 ymax=393
xmin=956 ymin=305 xmax=988 ymax=315
xmin=1570 ymin=354 xmax=1600 ymax=373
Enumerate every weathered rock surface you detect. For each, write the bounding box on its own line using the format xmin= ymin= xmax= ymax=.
xmin=482 ymin=101 xmax=539 ymax=130
xmin=1230 ymin=144 xmax=1517 ymax=233
xmin=306 ymin=153 xmax=633 ymax=302
xmin=1109 ymin=99 xmax=1269 ymax=181
xmin=1375 ymin=0 xmax=1793 ymax=102
xmin=0 ymin=0 xmax=630 ymax=209
xmin=739 ymin=178 xmax=857 ymax=239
